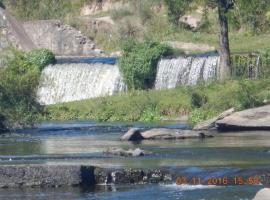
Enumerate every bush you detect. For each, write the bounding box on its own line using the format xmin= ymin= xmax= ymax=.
xmin=118 ymin=39 xmax=172 ymax=90
xmin=191 ymin=91 xmax=208 ymax=108
xmin=24 ymin=49 xmax=55 ymax=71
xmin=0 ymin=50 xmax=43 ymax=129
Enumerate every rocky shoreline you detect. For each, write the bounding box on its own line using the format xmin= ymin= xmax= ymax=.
xmin=194 ymin=105 xmax=270 ymax=132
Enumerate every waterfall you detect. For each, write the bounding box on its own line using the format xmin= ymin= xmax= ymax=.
xmin=155 ymin=55 xmax=219 ymax=89
xmin=37 ymin=63 xmax=126 ymax=105
xmin=37 ymin=55 xmax=220 ymax=105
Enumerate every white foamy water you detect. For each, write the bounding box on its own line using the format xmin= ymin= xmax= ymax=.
xmin=161 ymin=184 xmax=220 ymax=191
xmin=37 ymin=63 xmax=126 ymax=105
xmin=37 ymin=55 xmax=220 ymax=105
xmin=155 ymin=55 xmax=219 ymax=89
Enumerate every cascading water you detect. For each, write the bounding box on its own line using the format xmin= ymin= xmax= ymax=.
xmin=37 ymin=63 xmax=126 ymax=105
xmin=37 ymin=55 xmax=220 ymax=105
xmin=155 ymin=55 xmax=219 ymax=89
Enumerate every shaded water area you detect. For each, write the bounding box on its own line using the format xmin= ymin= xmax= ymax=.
xmin=1 ymin=121 xmax=270 ymax=199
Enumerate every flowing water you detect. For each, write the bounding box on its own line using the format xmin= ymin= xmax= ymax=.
xmin=37 ymin=55 xmax=219 ymax=105
xmin=37 ymin=63 xmax=126 ymax=105
xmin=155 ymin=55 xmax=219 ymax=89
xmin=0 ymin=121 xmax=269 ymax=199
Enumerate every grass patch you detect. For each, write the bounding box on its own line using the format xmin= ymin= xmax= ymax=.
xmin=44 ymin=79 xmax=270 ymax=126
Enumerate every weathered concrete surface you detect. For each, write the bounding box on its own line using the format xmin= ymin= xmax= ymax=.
xmin=1 ymin=165 xmax=270 ymax=188
xmin=94 ymin=168 xmax=173 ymax=185
xmin=0 ymin=165 xmax=95 ymax=188
xmin=0 ymin=165 xmax=173 ymax=188
xmin=216 ymin=105 xmax=270 ymax=131
xmin=23 ymin=20 xmax=102 ymax=56
xmin=194 ymin=108 xmax=235 ymax=130
xmin=0 ymin=8 xmax=35 ymax=51
xmin=253 ymin=188 xmax=270 ymax=200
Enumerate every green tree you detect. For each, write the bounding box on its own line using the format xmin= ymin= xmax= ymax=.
xmin=233 ymin=0 xmax=270 ymax=33
xmin=164 ymin=0 xmax=191 ymax=25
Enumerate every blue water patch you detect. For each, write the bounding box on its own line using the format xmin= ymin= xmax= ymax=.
xmin=56 ymin=57 xmax=117 ymax=65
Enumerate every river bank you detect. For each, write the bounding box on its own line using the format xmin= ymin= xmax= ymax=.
xmin=44 ymin=79 xmax=270 ymax=126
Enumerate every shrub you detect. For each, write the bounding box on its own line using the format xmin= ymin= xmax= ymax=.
xmin=118 ymin=39 xmax=173 ymax=90
xmin=236 ymin=80 xmax=263 ymax=109
xmin=191 ymin=91 xmax=208 ymax=108
xmin=24 ymin=48 xmax=55 ymax=71
xmin=0 ymin=50 xmax=43 ymax=129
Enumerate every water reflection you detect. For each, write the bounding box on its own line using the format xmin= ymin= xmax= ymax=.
xmin=0 ymin=121 xmax=270 ymax=168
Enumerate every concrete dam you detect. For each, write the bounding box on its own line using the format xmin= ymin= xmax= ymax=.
xmin=37 ymin=55 xmax=220 ymax=105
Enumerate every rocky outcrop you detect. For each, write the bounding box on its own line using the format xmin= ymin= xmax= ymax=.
xmin=253 ymin=188 xmax=270 ymax=200
xmin=23 ymin=20 xmax=102 ymax=56
xmin=104 ymin=147 xmax=152 ymax=157
xmin=216 ymin=105 xmax=270 ymax=131
xmin=121 ymin=128 xmax=213 ymax=141
xmin=194 ymin=108 xmax=235 ymax=130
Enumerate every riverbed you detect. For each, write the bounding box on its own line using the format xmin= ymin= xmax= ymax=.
xmin=0 ymin=121 xmax=269 ymax=199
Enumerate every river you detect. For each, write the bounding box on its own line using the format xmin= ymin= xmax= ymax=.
xmin=0 ymin=121 xmax=269 ymax=199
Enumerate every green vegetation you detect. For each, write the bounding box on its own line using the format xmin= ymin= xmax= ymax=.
xmin=119 ymin=40 xmax=172 ymax=90
xmin=44 ymin=79 xmax=270 ymax=126
xmin=24 ymin=48 xmax=56 ymax=71
xmin=2 ymin=0 xmax=270 ymax=54
xmin=0 ymin=48 xmax=55 ymax=130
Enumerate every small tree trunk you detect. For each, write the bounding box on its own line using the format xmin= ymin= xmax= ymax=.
xmin=218 ymin=4 xmax=231 ymax=80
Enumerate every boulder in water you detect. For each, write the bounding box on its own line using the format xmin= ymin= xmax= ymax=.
xmin=193 ymin=108 xmax=235 ymax=130
xmin=121 ymin=128 xmax=144 ymax=141
xmin=253 ymin=188 xmax=270 ymax=200
xmin=104 ymin=147 xmax=151 ymax=157
xmin=141 ymin=128 xmax=213 ymax=140
xmin=216 ymin=105 xmax=270 ymax=131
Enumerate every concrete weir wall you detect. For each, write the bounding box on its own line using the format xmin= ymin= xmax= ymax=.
xmin=0 ymin=165 xmax=95 ymax=188
xmin=0 ymin=165 xmax=172 ymax=188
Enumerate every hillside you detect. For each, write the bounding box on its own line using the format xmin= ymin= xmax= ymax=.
xmin=2 ymin=0 xmax=270 ymax=54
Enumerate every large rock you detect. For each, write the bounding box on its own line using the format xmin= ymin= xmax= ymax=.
xmin=104 ymin=147 xmax=151 ymax=157
xmin=141 ymin=128 xmax=213 ymax=140
xmin=253 ymin=188 xmax=270 ymax=200
xmin=216 ymin=105 xmax=270 ymax=131
xmin=121 ymin=128 xmax=144 ymax=141
xmin=121 ymin=128 xmax=213 ymax=141
xmin=194 ymin=108 xmax=235 ymax=130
